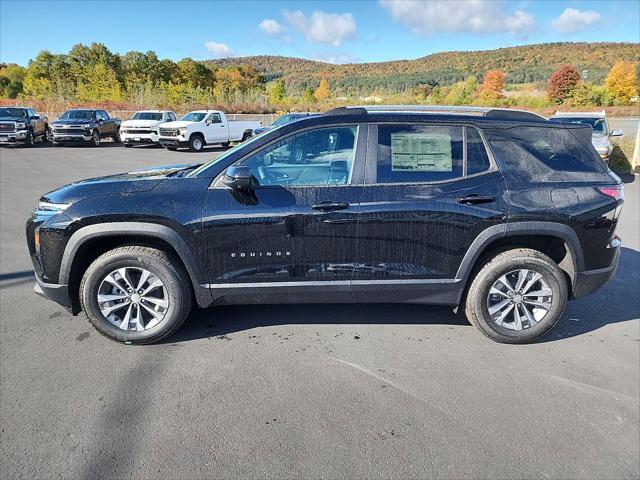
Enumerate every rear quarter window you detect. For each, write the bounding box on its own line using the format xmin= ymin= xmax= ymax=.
xmin=485 ymin=125 xmax=606 ymax=181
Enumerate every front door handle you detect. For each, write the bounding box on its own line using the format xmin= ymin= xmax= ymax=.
xmin=457 ymin=194 xmax=495 ymax=205
xmin=312 ymin=201 xmax=350 ymax=211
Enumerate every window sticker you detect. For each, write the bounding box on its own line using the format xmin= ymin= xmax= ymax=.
xmin=391 ymin=133 xmax=452 ymax=172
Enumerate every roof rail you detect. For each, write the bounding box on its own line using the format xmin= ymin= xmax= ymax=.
xmin=324 ymin=105 xmax=546 ymax=121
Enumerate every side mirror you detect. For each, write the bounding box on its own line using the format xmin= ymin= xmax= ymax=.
xmin=610 ymin=129 xmax=623 ymax=137
xmin=222 ymin=166 xmax=255 ymax=190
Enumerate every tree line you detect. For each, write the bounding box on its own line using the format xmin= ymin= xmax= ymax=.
xmin=0 ymin=43 xmax=637 ymax=112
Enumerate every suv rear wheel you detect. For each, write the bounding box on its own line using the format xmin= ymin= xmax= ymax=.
xmin=465 ymin=248 xmax=568 ymax=344
xmin=80 ymin=246 xmax=193 ymax=344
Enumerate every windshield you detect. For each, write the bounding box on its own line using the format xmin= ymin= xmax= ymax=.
xmin=60 ymin=110 xmax=94 ymax=120
xmin=132 ymin=112 xmax=163 ymax=121
xmin=187 ymin=130 xmax=275 ymax=177
xmin=551 ymin=117 xmax=607 ymax=137
xmin=0 ymin=108 xmax=26 ymax=118
xmin=181 ymin=112 xmax=207 ymax=122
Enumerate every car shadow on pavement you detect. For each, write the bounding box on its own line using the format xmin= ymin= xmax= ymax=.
xmin=170 ymin=248 xmax=640 ymax=344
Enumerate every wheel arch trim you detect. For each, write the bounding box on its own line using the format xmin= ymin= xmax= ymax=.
xmin=455 ymin=222 xmax=585 ymax=284
xmin=58 ymin=222 xmax=212 ymax=307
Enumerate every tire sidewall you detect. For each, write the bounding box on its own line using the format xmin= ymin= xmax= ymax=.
xmin=470 ymin=255 xmax=567 ymax=343
xmin=81 ymin=251 xmax=190 ymax=343
xmin=189 ymin=134 xmax=204 ymax=152
xmin=92 ymin=130 xmax=100 ymax=147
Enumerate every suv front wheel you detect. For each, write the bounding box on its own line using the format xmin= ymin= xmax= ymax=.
xmin=465 ymin=248 xmax=568 ymax=344
xmin=80 ymin=246 xmax=193 ymax=344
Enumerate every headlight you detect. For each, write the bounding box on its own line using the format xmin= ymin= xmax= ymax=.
xmin=178 ymin=128 xmax=187 ymax=136
xmin=37 ymin=201 xmax=71 ymax=212
xmin=82 ymin=123 xmax=92 ymax=129
xmin=15 ymin=122 xmax=26 ymax=129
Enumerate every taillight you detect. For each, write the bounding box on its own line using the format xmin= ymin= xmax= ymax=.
xmin=596 ymin=185 xmax=624 ymax=201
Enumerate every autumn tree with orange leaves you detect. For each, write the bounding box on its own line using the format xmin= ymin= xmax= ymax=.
xmin=479 ymin=70 xmax=506 ymax=100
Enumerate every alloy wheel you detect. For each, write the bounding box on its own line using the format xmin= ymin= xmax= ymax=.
xmin=97 ymin=267 xmax=169 ymax=331
xmin=486 ymin=269 xmax=553 ymax=331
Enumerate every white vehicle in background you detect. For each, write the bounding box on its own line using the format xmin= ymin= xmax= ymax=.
xmin=549 ymin=110 xmax=623 ymax=164
xmin=158 ymin=110 xmax=260 ymax=152
xmin=120 ymin=110 xmax=178 ymax=147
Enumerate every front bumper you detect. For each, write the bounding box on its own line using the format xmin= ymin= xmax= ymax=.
xmin=572 ymin=237 xmax=620 ymax=298
xmin=0 ymin=129 xmax=29 ymax=143
xmin=159 ymin=137 xmax=188 ymax=148
xmin=33 ymin=275 xmax=75 ymax=314
xmin=122 ymin=132 xmax=159 ymax=144
xmin=53 ymin=133 xmax=93 ymax=142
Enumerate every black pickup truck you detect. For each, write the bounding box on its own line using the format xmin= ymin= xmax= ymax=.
xmin=51 ymin=109 xmax=121 ymax=147
xmin=0 ymin=106 xmax=50 ymax=146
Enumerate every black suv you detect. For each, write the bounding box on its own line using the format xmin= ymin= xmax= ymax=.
xmin=26 ymin=106 xmax=623 ymax=345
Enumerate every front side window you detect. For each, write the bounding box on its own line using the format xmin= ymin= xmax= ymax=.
xmin=238 ymin=126 xmax=358 ymax=187
xmin=377 ymin=125 xmax=463 ymax=183
xmin=206 ymin=113 xmax=222 ymax=124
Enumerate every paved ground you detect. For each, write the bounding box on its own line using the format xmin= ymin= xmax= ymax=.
xmin=1 ymin=141 xmax=639 ymax=479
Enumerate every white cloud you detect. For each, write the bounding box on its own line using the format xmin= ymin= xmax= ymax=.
xmin=283 ymin=9 xmax=357 ymax=47
xmin=552 ymin=8 xmax=602 ymax=34
xmin=259 ymin=19 xmax=285 ymax=36
xmin=379 ymin=0 xmax=535 ymax=39
xmin=205 ymin=41 xmax=233 ymax=58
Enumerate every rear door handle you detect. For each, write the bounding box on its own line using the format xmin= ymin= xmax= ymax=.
xmin=312 ymin=201 xmax=350 ymax=211
xmin=457 ymin=194 xmax=495 ymax=205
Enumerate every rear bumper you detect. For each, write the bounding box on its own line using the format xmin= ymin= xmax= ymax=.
xmin=572 ymin=238 xmax=620 ymax=298
xmin=33 ymin=276 xmax=75 ymax=314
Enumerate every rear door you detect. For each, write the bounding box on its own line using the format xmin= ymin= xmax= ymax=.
xmin=353 ymin=122 xmax=508 ymax=304
xmin=201 ymin=123 xmax=367 ymax=304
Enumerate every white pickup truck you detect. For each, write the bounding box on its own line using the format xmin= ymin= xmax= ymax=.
xmin=120 ymin=110 xmax=177 ymax=147
xmin=158 ymin=110 xmax=260 ymax=152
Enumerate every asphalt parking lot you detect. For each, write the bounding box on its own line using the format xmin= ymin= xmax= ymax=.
xmin=1 ymin=141 xmax=639 ymax=479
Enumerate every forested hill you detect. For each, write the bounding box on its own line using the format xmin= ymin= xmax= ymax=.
xmin=207 ymin=42 xmax=639 ymax=95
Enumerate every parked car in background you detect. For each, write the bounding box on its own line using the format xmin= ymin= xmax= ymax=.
xmin=253 ymin=112 xmax=320 ymax=135
xmin=158 ymin=110 xmax=260 ymax=152
xmin=27 ymin=106 xmax=623 ymax=345
xmin=120 ymin=110 xmax=177 ymax=147
xmin=0 ymin=106 xmax=50 ymax=146
xmin=550 ymin=111 xmax=623 ymax=164
xmin=51 ymin=109 xmax=121 ymax=147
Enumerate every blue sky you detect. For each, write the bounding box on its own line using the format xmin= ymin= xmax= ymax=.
xmin=1 ymin=0 xmax=639 ymax=65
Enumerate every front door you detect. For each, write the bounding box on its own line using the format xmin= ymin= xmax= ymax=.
xmin=353 ymin=123 xmax=508 ymax=304
xmin=203 ymin=113 xmax=227 ymax=144
xmin=201 ymin=124 xmax=366 ymax=304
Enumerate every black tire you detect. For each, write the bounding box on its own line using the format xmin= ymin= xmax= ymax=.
xmin=112 ymin=130 xmax=121 ymax=143
xmin=42 ymin=127 xmax=52 ymax=143
xmin=464 ymin=248 xmax=568 ymax=344
xmin=166 ymin=146 xmax=177 ymax=151
xmin=80 ymin=246 xmax=193 ymax=344
xmin=241 ymin=130 xmax=252 ymax=142
xmin=221 ymin=142 xmax=230 ymax=148
xmin=91 ymin=130 xmax=100 ymax=147
xmin=23 ymin=130 xmax=34 ymax=147
xmin=124 ymin=143 xmax=133 ymax=148
xmin=188 ymin=134 xmax=205 ymax=152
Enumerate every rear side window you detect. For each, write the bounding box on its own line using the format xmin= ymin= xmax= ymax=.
xmin=486 ymin=126 xmax=606 ymax=179
xmin=466 ymin=127 xmax=490 ymax=176
xmin=377 ymin=125 xmax=463 ymax=183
